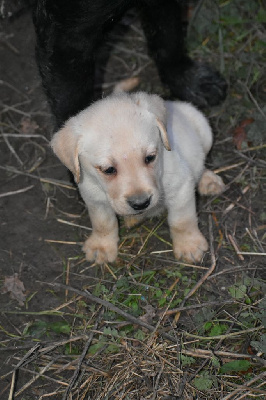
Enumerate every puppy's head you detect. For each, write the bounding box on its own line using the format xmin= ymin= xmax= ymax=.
xmin=51 ymin=92 xmax=170 ymax=216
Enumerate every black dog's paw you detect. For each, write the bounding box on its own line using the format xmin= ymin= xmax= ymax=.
xmin=168 ymin=62 xmax=227 ymax=107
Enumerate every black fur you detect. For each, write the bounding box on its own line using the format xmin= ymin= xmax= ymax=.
xmin=33 ymin=0 xmax=227 ymax=129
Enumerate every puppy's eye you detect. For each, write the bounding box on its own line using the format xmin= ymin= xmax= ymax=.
xmin=102 ymin=166 xmax=117 ymax=175
xmin=145 ymin=154 xmax=156 ymax=164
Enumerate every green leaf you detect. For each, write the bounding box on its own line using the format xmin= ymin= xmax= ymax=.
xmin=131 ymin=300 xmax=140 ymax=314
xmin=116 ymin=277 xmax=129 ymax=289
xmin=211 ymin=356 xmax=220 ymax=368
xmin=158 ymin=297 xmax=167 ymax=307
xmin=229 ymin=284 xmax=247 ymax=299
xmin=134 ymin=329 xmax=146 ymax=341
xmin=49 ymin=321 xmax=71 ymax=334
xmin=106 ymin=343 xmax=119 ymax=353
xmin=93 ymin=283 xmax=108 ymax=297
xmin=155 ymin=289 xmax=163 ymax=299
xmin=165 ymin=270 xmax=182 ymax=279
xmin=209 ymin=324 xmax=227 ymax=337
xmin=88 ymin=341 xmax=106 ymax=355
xmin=181 ymin=355 xmax=196 ymax=367
xmin=194 ymin=308 xmax=215 ymax=326
xmin=103 ymin=327 xmax=119 ymax=337
xmin=24 ymin=320 xmax=48 ymax=338
xmin=220 ymin=360 xmax=251 ymax=374
xmin=193 ymin=375 xmax=213 ymax=391
xmin=204 ymin=321 xmax=212 ymax=332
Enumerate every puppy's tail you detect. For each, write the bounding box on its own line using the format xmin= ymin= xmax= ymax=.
xmin=113 ymin=77 xmax=140 ymax=93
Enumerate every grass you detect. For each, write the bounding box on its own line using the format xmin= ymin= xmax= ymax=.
xmin=0 ymin=0 xmax=266 ymax=398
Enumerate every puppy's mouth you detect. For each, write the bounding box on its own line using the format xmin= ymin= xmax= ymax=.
xmin=132 ymin=210 xmax=145 ymax=215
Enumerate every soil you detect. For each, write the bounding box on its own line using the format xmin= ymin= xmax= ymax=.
xmin=0 ymin=3 xmax=265 ymax=399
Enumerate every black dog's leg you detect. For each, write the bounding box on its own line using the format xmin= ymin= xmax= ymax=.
xmin=33 ymin=3 xmax=96 ymax=128
xmin=33 ymin=0 xmax=132 ymax=128
xmin=140 ymin=0 xmax=227 ymax=107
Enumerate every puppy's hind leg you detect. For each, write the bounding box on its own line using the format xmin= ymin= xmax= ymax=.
xmin=198 ymin=169 xmax=225 ymax=196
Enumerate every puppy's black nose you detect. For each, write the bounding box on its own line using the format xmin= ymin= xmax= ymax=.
xmin=127 ymin=194 xmax=151 ymax=211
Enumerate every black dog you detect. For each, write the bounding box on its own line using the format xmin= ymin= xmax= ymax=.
xmin=33 ymin=0 xmax=227 ymax=129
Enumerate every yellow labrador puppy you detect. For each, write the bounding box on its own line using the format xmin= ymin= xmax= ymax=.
xmin=51 ymin=92 xmax=224 ymax=264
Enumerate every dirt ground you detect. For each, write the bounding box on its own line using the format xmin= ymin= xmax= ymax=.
xmin=0 ymin=1 xmax=266 ymax=399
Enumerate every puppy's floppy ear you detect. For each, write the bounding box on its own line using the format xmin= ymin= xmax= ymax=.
xmin=132 ymin=92 xmax=171 ymax=151
xmin=156 ymin=118 xmax=171 ymax=151
xmin=51 ymin=121 xmax=81 ymax=183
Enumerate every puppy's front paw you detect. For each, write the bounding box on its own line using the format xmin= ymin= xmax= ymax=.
xmin=172 ymin=229 xmax=208 ymax=263
xmin=82 ymin=234 xmax=118 ymax=264
xmin=198 ymin=169 xmax=225 ymax=196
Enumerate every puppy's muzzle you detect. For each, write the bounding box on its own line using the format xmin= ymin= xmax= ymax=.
xmin=127 ymin=194 xmax=152 ymax=212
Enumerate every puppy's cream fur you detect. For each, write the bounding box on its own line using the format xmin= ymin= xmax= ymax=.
xmin=51 ymin=92 xmax=224 ymax=264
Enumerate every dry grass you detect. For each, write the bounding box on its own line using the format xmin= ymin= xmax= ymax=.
xmin=0 ymin=0 xmax=266 ymax=399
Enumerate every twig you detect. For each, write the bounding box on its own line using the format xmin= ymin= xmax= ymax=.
xmin=238 ymin=80 xmax=266 ymax=120
xmin=158 ymin=299 xmax=234 ymax=316
xmin=245 ymin=227 xmax=265 ymax=252
xmin=0 ymin=100 xmax=31 ymax=115
xmin=56 ymin=218 xmax=92 ymax=231
xmin=11 ymin=354 xmax=56 ymax=398
xmin=2 ymin=133 xmax=23 ymax=166
xmin=0 ymin=165 xmax=76 ymax=190
xmin=7 ymin=342 xmax=41 ymax=398
xmin=241 ymin=143 xmax=266 ymax=152
xmin=14 ymin=363 xmax=68 ymax=397
xmin=62 ymin=310 xmax=103 ymax=400
xmin=45 ymin=239 xmax=82 ymax=245
xmin=0 ymin=103 xmax=31 ymax=117
xmin=236 ymin=251 xmax=266 ymax=256
xmin=0 ymin=185 xmax=34 ymax=199
xmin=223 ymin=185 xmax=253 ymax=215
xmin=39 ymin=335 xmax=89 ymax=355
xmin=181 ymin=348 xmax=266 ymax=366
xmin=235 ymin=387 xmax=266 ymax=399
xmin=43 ymin=282 xmax=178 ymax=344
xmin=228 ymin=234 xmax=245 ymax=261
xmin=213 ymin=161 xmax=245 ymax=174
xmin=13 ymin=343 xmax=41 ymax=370
xmin=183 ymin=326 xmax=262 ymax=341
xmin=0 ymin=345 xmax=37 ymax=352
xmin=221 ymin=370 xmax=266 ymax=400
xmin=1 ymin=133 xmax=50 ymax=143
xmin=137 ymin=219 xmax=166 ymax=254
xmin=150 ymin=253 xmax=209 ymax=270
xmin=0 ymin=80 xmax=29 ymax=99
xmin=207 ymin=265 xmax=260 ymax=280
xmin=8 ymin=373 xmax=15 ymax=400
xmin=151 ymin=362 xmax=164 ymax=400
